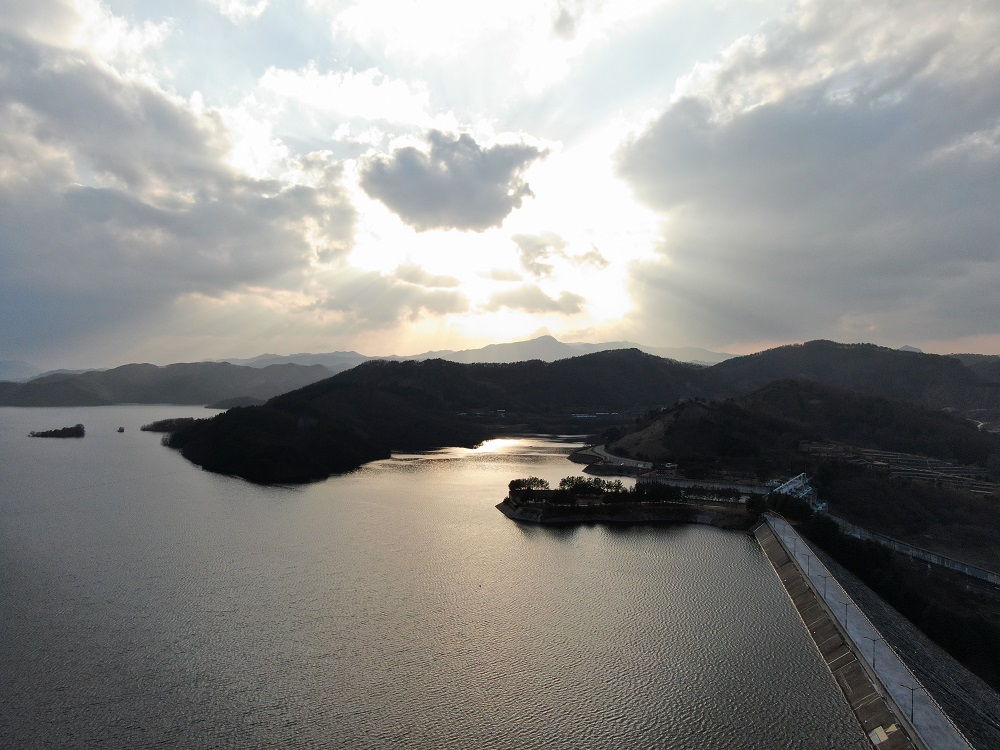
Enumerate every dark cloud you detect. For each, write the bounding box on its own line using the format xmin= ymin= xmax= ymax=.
xmin=617 ymin=0 xmax=1000 ymax=349
xmin=359 ymin=130 xmax=547 ymax=231
xmin=0 ymin=27 xmax=356 ymax=361
xmin=484 ymin=285 xmax=585 ymax=314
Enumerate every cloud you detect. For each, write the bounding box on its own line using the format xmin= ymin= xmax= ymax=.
xmin=484 ymin=285 xmax=585 ymax=314
xmin=394 ymin=263 xmax=461 ymax=288
xmin=552 ymin=0 xmax=586 ymax=39
xmin=578 ymin=246 xmax=609 ymax=269
xmin=512 ymin=233 xmax=566 ymax=277
xmin=316 ymin=269 xmax=469 ymax=326
xmin=207 ymin=1 xmax=270 ymax=23
xmin=0 ymin=20 xmax=356 ymax=362
xmin=259 ymin=64 xmax=433 ymax=126
xmin=617 ymin=0 xmax=1000 ymax=349
xmin=487 ymin=268 xmax=523 ymax=282
xmin=512 ymin=232 xmax=609 ymax=277
xmin=359 ymin=131 xmax=547 ymax=231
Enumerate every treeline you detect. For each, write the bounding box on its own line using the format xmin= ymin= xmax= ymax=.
xmin=736 ymin=379 xmax=1000 ymax=467
xmin=507 ymin=476 xmax=745 ymax=506
xmin=29 ymin=424 xmax=84 ymax=438
xmin=812 ymin=462 xmax=1000 ymax=571
xmin=610 ymin=379 xmax=1000 ymax=476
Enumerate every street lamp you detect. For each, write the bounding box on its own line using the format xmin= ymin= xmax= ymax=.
xmin=899 ymin=684 xmax=922 ymax=723
xmin=863 ymin=635 xmax=882 ymax=669
xmin=816 ymin=572 xmax=831 ymax=598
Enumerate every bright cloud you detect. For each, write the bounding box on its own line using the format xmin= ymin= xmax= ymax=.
xmin=207 ymin=0 xmax=270 ymax=23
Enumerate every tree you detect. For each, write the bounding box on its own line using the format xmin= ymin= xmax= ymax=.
xmin=557 ymin=476 xmax=626 ymax=495
xmin=508 ymin=477 xmax=550 ymax=491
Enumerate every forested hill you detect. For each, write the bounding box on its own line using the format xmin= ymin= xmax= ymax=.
xmin=0 ymin=362 xmax=332 ymax=406
xmin=609 ymin=378 xmax=1000 ymax=471
xmin=272 ymin=349 xmax=705 ymax=413
xmin=951 ymin=353 xmax=1000 ymax=384
xmin=166 ymin=350 xmax=706 ymax=484
xmin=705 ymin=340 xmax=1000 ymax=409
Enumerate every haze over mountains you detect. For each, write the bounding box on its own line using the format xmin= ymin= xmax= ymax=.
xmin=216 ymin=335 xmax=733 ymax=370
xmin=0 ymin=335 xmax=731 ymax=386
xmin=0 ymin=362 xmax=331 ymax=407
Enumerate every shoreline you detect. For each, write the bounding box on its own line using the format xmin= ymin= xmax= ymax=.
xmin=495 ymin=497 xmax=756 ymax=530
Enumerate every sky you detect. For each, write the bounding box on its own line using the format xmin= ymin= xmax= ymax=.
xmin=2 ymin=0 xmax=1000 ymax=369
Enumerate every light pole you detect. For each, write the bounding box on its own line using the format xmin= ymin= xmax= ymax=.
xmin=804 ymin=553 xmax=812 ymax=575
xmin=816 ymin=572 xmax=831 ymax=599
xmin=840 ymin=599 xmax=851 ymax=628
xmin=899 ymin=684 xmax=922 ymax=723
xmin=863 ymin=635 xmax=882 ymax=669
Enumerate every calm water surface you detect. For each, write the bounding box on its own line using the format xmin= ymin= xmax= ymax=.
xmin=0 ymin=406 xmax=867 ymax=749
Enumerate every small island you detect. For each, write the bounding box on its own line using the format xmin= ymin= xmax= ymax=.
xmin=29 ymin=424 xmax=85 ymax=438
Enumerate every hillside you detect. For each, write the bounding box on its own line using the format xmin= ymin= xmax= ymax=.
xmin=952 ymin=353 xmax=1000 ymax=384
xmin=705 ymin=340 xmax=1000 ymax=409
xmin=0 ymin=362 xmax=332 ymax=406
xmin=609 ymin=379 xmax=1000 ymax=473
xmin=167 ymin=350 xmax=705 ymax=483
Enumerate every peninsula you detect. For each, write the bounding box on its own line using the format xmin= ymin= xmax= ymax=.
xmin=497 ymin=475 xmax=758 ymax=529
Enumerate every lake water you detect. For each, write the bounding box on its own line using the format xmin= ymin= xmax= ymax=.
xmin=0 ymin=406 xmax=867 ymax=749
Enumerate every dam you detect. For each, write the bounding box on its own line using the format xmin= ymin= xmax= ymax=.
xmin=755 ymin=514 xmax=975 ymax=750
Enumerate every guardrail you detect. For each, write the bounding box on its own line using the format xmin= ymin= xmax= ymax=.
xmin=764 ymin=514 xmax=974 ymax=750
xmin=827 ymin=514 xmax=1000 ymax=588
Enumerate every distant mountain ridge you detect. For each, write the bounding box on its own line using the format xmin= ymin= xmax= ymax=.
xmin=0 ymin=362 xmax=332 ymax=407
xmin=216 ymin=335 xmax=734 ymax=372
xmin=6 ymin=338 xmax=1000 ymax=416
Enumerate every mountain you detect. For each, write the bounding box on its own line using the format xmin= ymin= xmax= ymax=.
xmin=165 ymin=350 xmax=706 ymax=484
xmin=0 ymin=362 xmax=333 ymax=406
xmin=215 ymin=335 xmax=735 ymax=369
xmin=405 ymin=335 xmax=735 ymax=365
xmin=609 ymin=378 xmax=1000 ymax=471
xmin=705 ymin=340 xmax=1000 ymax=409
xmin=0 ymin=360 xmax=42 ymax=382
xmin=950 ymin=353 xmax=1000 ymax=384
xmin=215 ymin=351 xmax=369 ymax=375
xmin=156 ymin=339 xmax=1000 ymax=483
